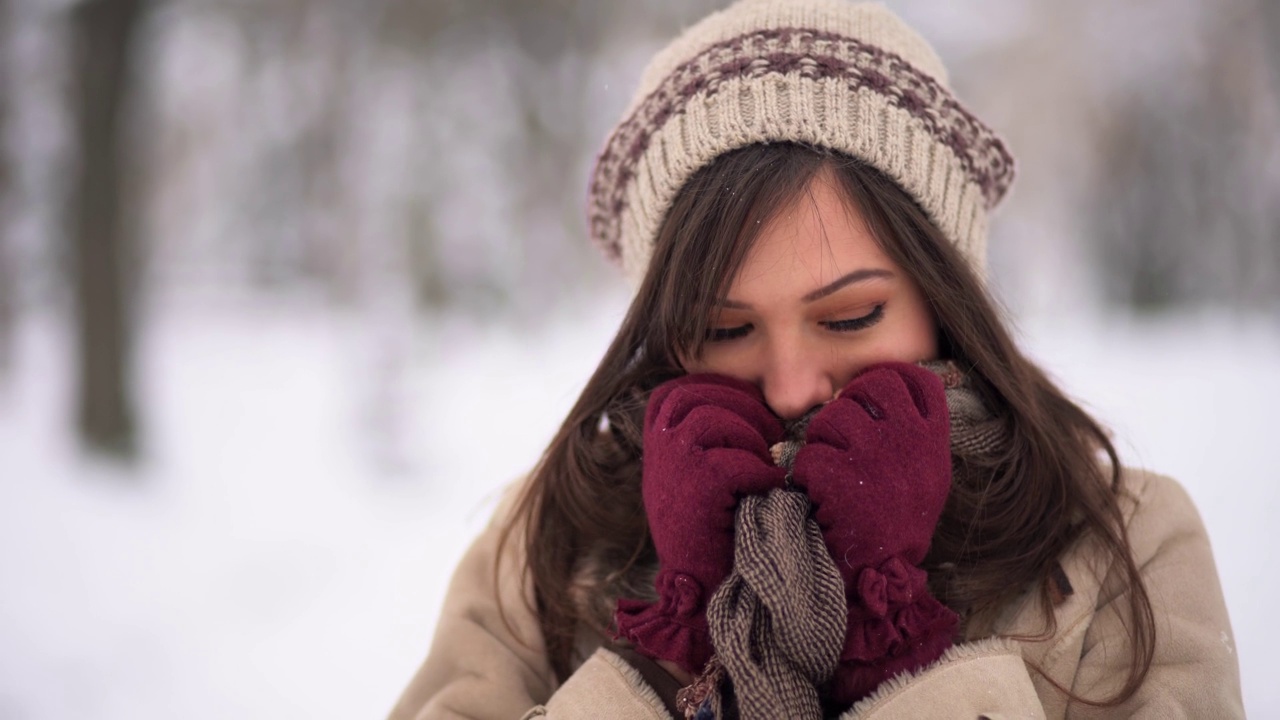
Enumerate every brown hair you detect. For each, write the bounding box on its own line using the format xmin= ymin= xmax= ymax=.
xmin=498 ymin=143 xmax=1154 ymax=706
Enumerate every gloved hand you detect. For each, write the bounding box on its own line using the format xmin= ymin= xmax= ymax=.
xmin=615 ymin=373 xmax=788 ymax=675
xmin=791 ymin=363 xmax=959 ymax=705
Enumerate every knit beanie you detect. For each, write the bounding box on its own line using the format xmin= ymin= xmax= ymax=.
xmin=587 ymin=0 xmax=1015 ymax=286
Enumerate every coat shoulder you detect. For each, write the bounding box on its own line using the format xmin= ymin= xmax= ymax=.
xmin=1113 ymin=466 xmax=1212 ymax=568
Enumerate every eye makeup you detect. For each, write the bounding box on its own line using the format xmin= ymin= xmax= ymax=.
xmin=820 ymin=303 xmax=885 ymax=332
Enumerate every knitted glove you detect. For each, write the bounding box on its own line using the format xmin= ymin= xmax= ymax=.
xmin=615 ymin=374 xmax=788 ymax=675
xmin=791 ymin=363 xmax=959 ymax=705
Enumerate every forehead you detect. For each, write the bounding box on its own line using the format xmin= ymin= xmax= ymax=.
xmin=728 ymin=168 xmax=890 ymax=295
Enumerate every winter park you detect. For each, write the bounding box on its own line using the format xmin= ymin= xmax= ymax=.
xmin=1 ymin=1 xmax=1278 ymax=718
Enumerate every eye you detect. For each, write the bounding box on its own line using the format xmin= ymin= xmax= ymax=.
xmin=821 ymin=304 xmax=885 ymax=332
xmin=705 ymin=323 xmax=752 ymax=342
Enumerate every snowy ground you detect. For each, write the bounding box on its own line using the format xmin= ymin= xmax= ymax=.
xmin=0 ymin=295 xmax=1275 ymax=718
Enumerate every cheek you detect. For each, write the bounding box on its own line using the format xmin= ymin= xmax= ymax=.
xmin=889 ymin=311 xmax=939 ymax=362
xmin=680 ymin=347 xmax=754 ymax=381
xmin=835 ymin=313 xmax=939 ymax=383
xmin=677 ymin=342 xmax=722 ymax=375
xmin=900 ymin=310 xmax=940 ymax=361
xmin=887 ymin=292 xmax=940 ymax=362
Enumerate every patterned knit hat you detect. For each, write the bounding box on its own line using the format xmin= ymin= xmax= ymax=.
xmin=587 ymin=0 xmax=1015 ymax=286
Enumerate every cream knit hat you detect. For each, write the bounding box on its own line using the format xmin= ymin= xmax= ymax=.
xmin=587 ymin=0 xmax=1015 ymax=286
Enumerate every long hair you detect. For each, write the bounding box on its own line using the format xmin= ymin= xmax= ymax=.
xmin=498 ymin=142 xmax=1154 ymax=706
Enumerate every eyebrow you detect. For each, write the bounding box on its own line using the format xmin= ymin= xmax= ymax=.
xmin=717 ymin=268 xmax=895 ymax=309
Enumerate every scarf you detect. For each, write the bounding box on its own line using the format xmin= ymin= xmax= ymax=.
xmin=681 ymin=361 xmax=1008 ymax=720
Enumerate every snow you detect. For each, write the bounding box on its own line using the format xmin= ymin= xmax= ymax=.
xmin=0 ymin=296 xmax=1275 ymax=718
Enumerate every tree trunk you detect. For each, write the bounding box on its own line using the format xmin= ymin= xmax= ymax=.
xmin=0 ymin=0 xmax=14 ymax=375
xmin=1259 ymin=0 xmax=1280 ymax=308
xmin=69 ymin=0 xmax=144 ymax=458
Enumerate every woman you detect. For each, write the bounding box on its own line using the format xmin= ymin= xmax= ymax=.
xmin=389 ymin=1 xmax=1243 ymax=717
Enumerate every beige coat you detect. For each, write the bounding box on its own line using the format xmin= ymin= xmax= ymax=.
xmin=387 ymin=469 xmax=1243 ymax=719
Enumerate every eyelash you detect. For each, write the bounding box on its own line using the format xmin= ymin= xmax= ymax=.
xmin=821 ymin=303 xmax=885 ymax=332
xmin=706 ymin=325 xmax=751 ymax=342
xmin=705 ymin=304 xmax=885 ymax=342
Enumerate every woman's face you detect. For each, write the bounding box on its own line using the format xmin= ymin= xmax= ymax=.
xmin=682 ymin=166 xmax=938 ymax=421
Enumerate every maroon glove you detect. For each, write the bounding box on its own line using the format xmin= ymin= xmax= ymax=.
xmin=614 ymin=374 xmax=787 ymax=675
xmin=791 ymin=363 xmax=959 ymax=705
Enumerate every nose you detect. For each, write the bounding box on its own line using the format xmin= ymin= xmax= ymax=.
xmin=758 ymin=338 xmax=837 ymax=421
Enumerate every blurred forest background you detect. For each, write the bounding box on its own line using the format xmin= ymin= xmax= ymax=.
xmin=0 ymin=0 xmax=1276 ymax=458
xmin=0 ymin=0 xmax=1277 ymax=718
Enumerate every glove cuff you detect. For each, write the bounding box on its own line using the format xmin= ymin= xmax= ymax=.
xmin=614 ymin=571 xmax=715 ymax=675
xmin=826 ymin=557 xmax=959 ymax=704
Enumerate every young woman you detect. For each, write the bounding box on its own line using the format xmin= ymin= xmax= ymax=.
xmin=389 ymin=1 xmax=1243 ymax=717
